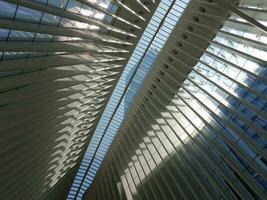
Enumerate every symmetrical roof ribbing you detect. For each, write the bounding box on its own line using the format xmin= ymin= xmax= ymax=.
xmin=68 ymin=0 xmax=189 ymax=199
xmin=0 ymin=0 xmax=267 ymax=199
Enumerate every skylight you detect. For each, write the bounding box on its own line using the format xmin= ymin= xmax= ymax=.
xmin=68 ymin=0 xmax=189 ymax=199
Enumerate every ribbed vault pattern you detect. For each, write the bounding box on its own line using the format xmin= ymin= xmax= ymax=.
xmin=0 ymin=0 xmax=158 ymax=199
xmin=85 ymin=0 xmax=267 ymax=199
xmin=68 ymin=0 xmax=186 ymax=199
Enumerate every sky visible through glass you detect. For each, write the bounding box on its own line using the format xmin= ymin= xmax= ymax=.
xmin=68 ymin=0 xmax=190 ymax=199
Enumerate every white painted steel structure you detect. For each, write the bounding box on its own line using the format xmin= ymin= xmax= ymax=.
xmin=0 ymin=0 xmax=266 ymax=200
